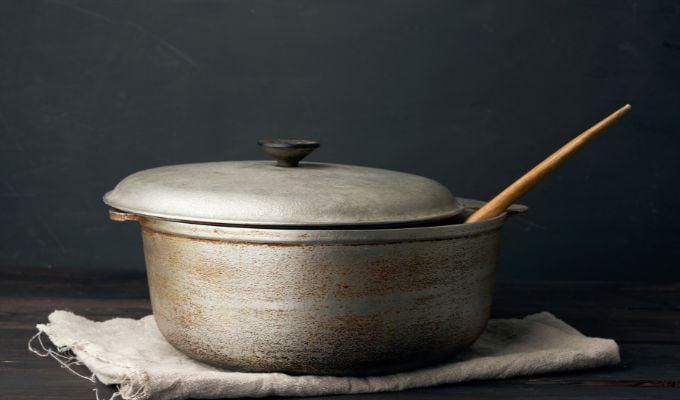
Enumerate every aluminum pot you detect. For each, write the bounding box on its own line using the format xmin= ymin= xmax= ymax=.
xmin=104 ymin=140 xmax=526 ymax=376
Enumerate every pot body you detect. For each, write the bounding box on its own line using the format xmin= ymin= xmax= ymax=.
xmin=138 ymin=211 xmax=506 ymax=375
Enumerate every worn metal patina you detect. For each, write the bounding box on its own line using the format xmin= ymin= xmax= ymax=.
xmin=103 ymin=160 xmax=463 ymax=227
xmin=133 ymin=205 xmax=508 ymax=375
xmin=104 ymin=141 xmax=526 ymax=375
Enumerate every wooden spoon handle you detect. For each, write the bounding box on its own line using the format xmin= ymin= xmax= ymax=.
xmin=466 ymin=104 xmax=632 ymax=223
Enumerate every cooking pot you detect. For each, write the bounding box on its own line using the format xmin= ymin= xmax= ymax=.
xmin=104 ymin=139 xmax=527 ymax=376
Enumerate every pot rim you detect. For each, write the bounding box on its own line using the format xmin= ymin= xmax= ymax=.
xmin=138 ymin=207 xmax=510 ymax=244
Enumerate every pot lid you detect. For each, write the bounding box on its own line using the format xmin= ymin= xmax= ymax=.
xmin=103 ymin=139 xmax=463 ymax=227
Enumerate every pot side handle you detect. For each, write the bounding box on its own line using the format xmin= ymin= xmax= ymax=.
xmin=457 ymin=198 xmax=528 ymax=216
xmin=108 ymin=209 xmax=140 ymax=222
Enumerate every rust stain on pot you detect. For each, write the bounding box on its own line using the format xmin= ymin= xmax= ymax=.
xmin=138 ymin=218 xmax=503 ymax=375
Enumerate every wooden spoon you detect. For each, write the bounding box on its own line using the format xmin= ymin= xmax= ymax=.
xmin=466 ymin=104 xmax=632 ymax=223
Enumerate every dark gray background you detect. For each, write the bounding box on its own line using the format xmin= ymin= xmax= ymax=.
xmin=1 ymin=0 xmax=678 ymax=280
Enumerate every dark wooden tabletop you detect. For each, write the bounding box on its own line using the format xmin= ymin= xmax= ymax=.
xmin=1 ymin=270 xmax=679 ymax=400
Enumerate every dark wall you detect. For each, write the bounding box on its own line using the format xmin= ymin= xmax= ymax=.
xmin=1 ymin=0 xmax=678 ymax=280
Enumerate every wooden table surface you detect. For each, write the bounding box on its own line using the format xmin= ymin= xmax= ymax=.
xmin=1 ymin=270 xmax=679 ymax=399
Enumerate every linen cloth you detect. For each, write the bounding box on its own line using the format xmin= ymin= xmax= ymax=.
xmin=31 ymin=310 xmax=620 ymax=400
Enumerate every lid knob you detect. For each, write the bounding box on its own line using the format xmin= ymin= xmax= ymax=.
xmin=258 ymin=139 xmax=320 ymax=167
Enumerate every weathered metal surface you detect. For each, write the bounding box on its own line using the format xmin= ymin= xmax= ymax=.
xmin=107 ymin=209 xmax=139 ymax=222
xmin=139 ymin=211 xmax=505 ymax=375
xmin=103 ymin=160 xmax=463 ymax=227
xmin=257 ymin=138 xmax=320 ymax=167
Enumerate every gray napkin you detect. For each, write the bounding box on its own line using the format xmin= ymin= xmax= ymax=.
xmin=30 ymin=310 xmax=619 ymax=400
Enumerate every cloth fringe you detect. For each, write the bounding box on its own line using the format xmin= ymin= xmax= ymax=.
xmin=28 ymin=330 xmax=140 ymax=400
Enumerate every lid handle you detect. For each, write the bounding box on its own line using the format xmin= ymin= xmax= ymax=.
xmin=258 ymin=139 xmax=320 ymax=167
